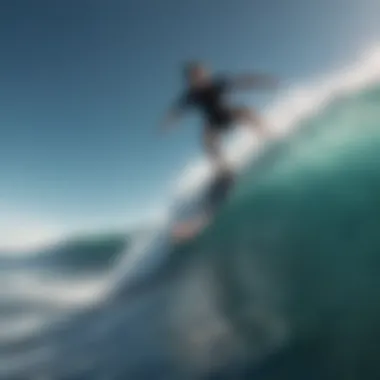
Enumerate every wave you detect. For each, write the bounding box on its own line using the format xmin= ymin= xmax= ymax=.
xmin=106 ymin=81 xmax=380 ymax=378
xmin=0 ymin=232 xmax=130 ymax=273
xmin=2 ymin=47 xmax=380 ymax=379
xmin=109 ymin=45 xmax=380 ymax=298
xmin=43 ymin=232 xmax=129 ymax=271
xmin=168 ymin=81 xmax=380 ymax=377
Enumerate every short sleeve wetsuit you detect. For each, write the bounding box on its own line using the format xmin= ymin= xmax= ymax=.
xmin=175 ymin=76 xmax=234 ymax=130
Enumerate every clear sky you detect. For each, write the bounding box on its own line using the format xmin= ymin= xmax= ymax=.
xmin=0 ymin=0 xmax=379 ymax=247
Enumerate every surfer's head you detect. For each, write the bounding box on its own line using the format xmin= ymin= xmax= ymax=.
xmin=183 ymin=61 xmax=209 ymax=87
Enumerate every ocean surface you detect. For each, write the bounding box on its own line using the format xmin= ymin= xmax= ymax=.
xmin=1 ymin=80 xmax=380 ymax=379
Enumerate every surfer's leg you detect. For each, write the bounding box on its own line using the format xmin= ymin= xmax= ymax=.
xmin=203 ymin=126 xmax=230 ymax=172
xmin=232 ymin=107 xmax=269 ymax=137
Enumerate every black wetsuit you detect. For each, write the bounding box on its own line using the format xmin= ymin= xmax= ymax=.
xmin=176 ymin=76 xmax=234 ymax=130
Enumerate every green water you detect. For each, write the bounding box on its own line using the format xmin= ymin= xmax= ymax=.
xmin=190 ymin=84 xmax=380 ymax=379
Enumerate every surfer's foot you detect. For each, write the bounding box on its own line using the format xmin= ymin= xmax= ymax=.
xmin=215 ymin=161 xmax=234 ymax=179
xmin=171 ymin=215 xmax=210 ymax=243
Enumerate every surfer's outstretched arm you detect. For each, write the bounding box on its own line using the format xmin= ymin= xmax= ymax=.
xmin=230 ymin=73 xmax=279 ymax=91
xmin=159 ymin=92 xmax=191 ymax=134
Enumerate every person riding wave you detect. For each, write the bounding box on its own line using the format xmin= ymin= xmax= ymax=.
xmin=160 ymin=61 xmax=278 ymax=173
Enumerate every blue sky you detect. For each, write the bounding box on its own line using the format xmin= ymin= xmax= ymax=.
xmin=0 ymin=0 xmax=379 ymax=247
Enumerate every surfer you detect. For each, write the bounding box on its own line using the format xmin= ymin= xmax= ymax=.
xmin=160 ymin=61 xmax=278 ymax=172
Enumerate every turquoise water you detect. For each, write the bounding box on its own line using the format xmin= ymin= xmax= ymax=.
xmin=183 ymin=83 xmax=380 ymax=378
xmin=1 ymin=83 xmax=380 ymax=379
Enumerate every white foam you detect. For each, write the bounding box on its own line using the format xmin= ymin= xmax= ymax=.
xmin=0 ymin=203 xmax=64 ymax=254
xmin=0 ymin=271 xmax=109 ymax=312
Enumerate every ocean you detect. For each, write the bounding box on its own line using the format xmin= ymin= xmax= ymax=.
xmin=1 ymin=62 xmax=380 ymax=379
